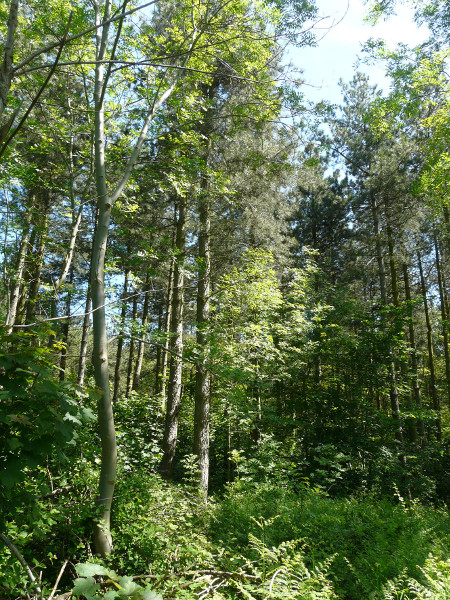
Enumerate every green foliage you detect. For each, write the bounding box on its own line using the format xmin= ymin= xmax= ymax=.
xmin=114 ymin=393 xmax=164 ymax=474
xmin=210 ymin=482 xmax=450 ymax=600
xmin=382 ymin=555 xmax=450 ymax=600
xmin=0 ymin=328 xmax=93 ymax=506
xmin=72 ymin=563 xmax=163 ymax=600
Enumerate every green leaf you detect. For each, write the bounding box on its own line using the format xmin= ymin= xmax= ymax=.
xmin=117 ymin=577 xmax=143 ymax=596
xmin=72 ymin=576 xmax=101 ymax=599
xmin=76 ymin=563 xmax=109 ymax=577
xmin=103 ymin=592 xmax=120 ymax=600
xmin=141 ymin=590 xmax=163 ymax=600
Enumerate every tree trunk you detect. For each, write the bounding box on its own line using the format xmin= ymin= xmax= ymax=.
xmin=113 ymin=269 xmax=129 ymax=404
xmin=402 ymin=264 xmax=423 ymax=443
xmin=91 ymin=0 xmax=116 ymax=556
xmin=77 ymin=209 xmax=98 ymax=388
xmin=59 ymin=269 xmax=73 ymax=382
xmin=25 ymin=192 xmax=50 ymax=323
xmin=157 ymin=255 xmax=175 ymax=406
xmin=194 ymin=192 xmax=211 ymax=494
xmin=133 ymin=271 xmax=151 ymax=392
xmin=159 ymin=198 xmax=186 ymax=480
xmin=77 ymin=289 xmax=92 ymax=387
xmin=434 ymin=235 xmax=450 ymax=408
xmin=5 ymin=207 xmax=32 ymax=332
xmin=370 ymin=192 xmax=387 ymax=304
xmin=125 ymin=290 xmax=138 ymax=397
xmin=417 ymin=251 xmax=441 ymax=441
xmin=0 ymin=0 xmax=19 ymax=133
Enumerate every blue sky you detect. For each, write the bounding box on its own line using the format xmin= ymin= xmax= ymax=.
xmin=290 ymin=0 xmax=429 ymax=104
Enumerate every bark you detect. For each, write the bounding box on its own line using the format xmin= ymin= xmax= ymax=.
xmin=77 ymin=289 xmax=92 ymax=387
xmin=59 ymin=269 xmax=73 ymax=382
xmin=434 ymin=235 xmax=450 ymax=408
xmin=5 ymin=207 xmax=32 ymax=332
xmin=125 ymin=291 xmax=138 ymax=397
xmin=373 ymin=195 xmax=407 ymax=487
xmin=91 ymin=0 xmax=116 ymax=556
xmin=384 ymin=214 xmax=403 ymax=446
xmin=77 ymin=209 xmax=98 ymax=388
xmin=194 ymin=84 xmax=216 ymax=494
xmin=402 ymin=264 xmax=423 ymax=443
xmin=25 ymin=193 xmax=50 ymax=323
xmin=159 ymin=198 xmax=186 ymax=480
xmin=370 ymin=192 xmax=387 ymax=304
xmin=133 ymin=271 xmax=151 ymax=392
xmin=417 ymin=251 xmax=441 ymax=441
xmin=112 ymin=269 xmax=129 ymax=405
xmin=194 ymin=192 xmax=211 ymax=494
xmin=53 ymin=202 xmax=83 ymax=292
xmin=0 ymin=0 xmax=19 ymax=129
xmin=89 ymin=0 xmax=190 ymax=554
xmin=154 ymin=299 xmax=163 ymax=394
xmin=157 ymin=255 xmax=174 ymax=405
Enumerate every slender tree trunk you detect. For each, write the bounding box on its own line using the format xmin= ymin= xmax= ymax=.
xmin=370 ymin=192 xmax=387 ymax=304
xmin=434 ymin=235 xmax=450 ymax=408
xmin=5 ymin=207 xmax=32 ymax=332
xmin=25 ymin=192 xmax=50 ymax=323
xmin=417 ymin=251 xmax=441 ymax=441
xmin=113 ymin=269 xmax=129 ymax=404
xmin=159 ymin=198 xmax=186 ymax=480
xmin=385 ymin=217 xmax=403 ymax=446
xmin=125 ymin=291 xmax=138 ymax=397
xmin=154 ymin=299 xmax=163 ymax=394
xmin=77 ymin=209 xmax=98 ymax=388
xmin=194 ymin=191 xmax=211 ymax=494
xmin=59 ymin=268 xmax=73 ymax=382
xmin=0 ymin=0 xmax=19 ymax=136
xmin=77 ymin=290 xmax=92 ymax=387
xmin=91 ymin=0 xmax=116 ymax=556
xmin=402 ymin=264 xmax=423 ymax=443
xmin=157 ymin=255 xmax=175 ymax=406
xmin=133 ymin=272 xmax=151 ymax=392
xmin=89 ymin=0 xmax=184 ymax=554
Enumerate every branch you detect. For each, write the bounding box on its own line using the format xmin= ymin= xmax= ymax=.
xmin=0 ymin=12 xmax=73 ymax=159
xmin=0 ymin=532 xmax=42 ymax=596
xmin=48 ymin=559 xmax=69 ymax=600
xmin=12 ymin=0 xmax=159 ymax=74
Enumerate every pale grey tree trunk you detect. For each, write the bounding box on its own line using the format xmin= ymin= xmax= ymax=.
xmin=89 ymin=0 xmax=191 ymax=554
xmin=77 ymin=290 xmax=92 ymax=387
xmin=25 ymin=192 xmax=50 ymax=323
xmin=91 ymin=0 xmax=116 ymax=556
xmin=113 ymin=269 xmax=129 ymax=404
xmin=159 ymin=198 xmax=186 ymax=479
xmin=434 ymin=235 xmax=450 ymax=408
xmin=126 ymin=291 xmax=138 ymax=397
xmin=159 ymin=256 xmax=175 ymax=406
xmin=78 ymin=209 xmax=98 ymax=388
xmin=194 ymin=191 xmax=211 ymax=493
xmin=133 ymin=271 xmax=151 ymax=392
xmin=5 ymin=207 xmax=31 ymax=333
xmin=418 ymin=251 xmax=441 ymax=441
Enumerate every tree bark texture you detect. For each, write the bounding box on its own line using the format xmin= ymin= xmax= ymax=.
xmin=417 ymin=251 xmax=441 ymax=441
xmin=133 ymin=271 xmax=151 ymax=392
xmin=402 ymin=264 xmax=424 ymax=443
xmin=5 ymin=207 xmax=31 ymax=332
xmin=159 ymin=198 xmax=186 ymax=480
xmin=113 ymin=269 xmax=129 ymax=405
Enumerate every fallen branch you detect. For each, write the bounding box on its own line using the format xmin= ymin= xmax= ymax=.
xmin=48 ymin=558 xmax=69 ymax=600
